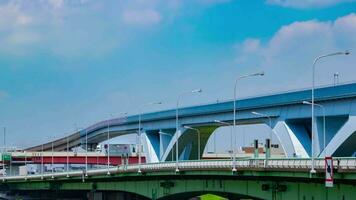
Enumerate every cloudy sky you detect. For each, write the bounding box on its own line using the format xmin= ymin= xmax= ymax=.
xmin=0 ymin=0 xmax=355 ymax=148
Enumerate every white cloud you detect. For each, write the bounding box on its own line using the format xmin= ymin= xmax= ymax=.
xmin=122 ymin=9 xmax=161 ymax=26
xmin=0 ymin=0 xmax=121 ymax=58
xmin=266 ymin=0 xmax=356 ymax=8
xmin=0 ymin=0 xmax=233 ymax=58
xmin=235 ymin=13 xmax=356 ymax=90
xmin=0 ymin=2 xmax=41 ymax=55
xmin=0 ymin=3 xmax=33 ymax=30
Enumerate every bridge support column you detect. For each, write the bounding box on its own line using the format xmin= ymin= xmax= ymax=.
xmin=273 ymin=121 xmax=307 ymax=158
xmin=323 ymin=115 xmax=356 ymax=156
xmin=161 ymin=125 xmax=219 ymax=161
xmin=142 ymin=131 xmax=160 ymax=163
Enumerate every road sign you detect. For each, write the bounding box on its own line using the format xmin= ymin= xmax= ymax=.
xmin=1 ymin=153 xmax=11 ymax=162
xmin=325 ymin=156 xmax=333 ymax=187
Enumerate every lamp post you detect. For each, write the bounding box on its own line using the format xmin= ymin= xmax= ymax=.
xmin=9 ymin=152 xmax=11 ymax=177
xmin=41 ymin=143 xmax=44 ymax=178
xmin=24 ymin=150 xmax=27 ymax=179
xmin=214 ymin=120 xmax=233 ymax=155
xmin=138 ymin=103 xmax=162 ymax=173
xmin=183 ymin=126 xmax=201 ymax=160
xmin=85 ymin=129 xmax=88 ymax=177
xmin=3 ymin=127 xmax=5 ymax=153
xmin=72 ymin=125 xmax=83 ymax=177
xmin=51 ymin=136 xmax=54 ymax=179
xmin=107 ymin=118 xmax=111 ymax=175
xmin=66 ymin=134 xmax=69 ymax=178
xmin=303 ymin=101 xmax=326 ymax=157
xmin=251 ymin=111 xmax=273 ymax=159
xmin=310 ymin=50 xmax=350 ymax=174
xmin=175 ymin=89 xmax=202 ymax=173
xmin=233 ymin=72 xmax=264 ymax=172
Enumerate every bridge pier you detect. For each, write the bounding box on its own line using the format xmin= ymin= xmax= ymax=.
xmin=323 ymin=115 xmax=356 ymax=157
xmin=160 ymin=125 xmax=219 ymax=161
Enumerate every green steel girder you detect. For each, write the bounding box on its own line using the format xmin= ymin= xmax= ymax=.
xmin=2 ymin=169 xmax=356 ymax=200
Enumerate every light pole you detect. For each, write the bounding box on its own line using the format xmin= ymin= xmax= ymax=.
xmin=66 ymin=134 xmax=70 ymax=177
xmin=138 ymin=102 xmax=162 ymax=173
xmin=72 ymin=126 xmax=83 ymax=177
xmin=175 ymin=89 xmax=202 ymax=173
xmin=85 ymin=128 xmax=88 ymax=176
xmin=107 ymin=118 xmax=111 ymax=175
xmin=3 ymin=127 xmax=5 ymax=153
xmin=214 ymin=120 xmax=233 ymax=155
xmin=310 ymin=50 xmax=350 ymax=174
xmin=251 ymin=111 xmax=273 ymax=159
xmin=41 ymin=143 xmax=44 ymax=178
xmin=116 ymin=112 xmax=127 ymax=170
xmin=9 ymin=152 xmax=11 ymax=177
xmin=183 ymin=126 xmax=201 ymax=160
xmin=233 ymin=72 xmax=264 ymax=172
xmin=24 ymin=151 xmax=27 ymax=178
xmin=302 ymin=101 xmax=326 ymax=157
xmin=51 ymin=136 xmax=54 ymax=179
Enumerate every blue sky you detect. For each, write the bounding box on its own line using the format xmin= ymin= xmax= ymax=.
xmin=0 ymin=0 xmax=355 ymax=148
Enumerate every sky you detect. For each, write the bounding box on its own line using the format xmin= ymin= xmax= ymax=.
xmin=0 ymin=0 xmax=355 ymax=148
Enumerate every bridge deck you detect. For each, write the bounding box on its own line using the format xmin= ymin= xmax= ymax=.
xmin=2 ymin=158 xmax=356 ymax=182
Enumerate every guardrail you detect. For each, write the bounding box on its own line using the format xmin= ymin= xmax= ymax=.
xmin=1 ymin=158 xmax=356 ymax=182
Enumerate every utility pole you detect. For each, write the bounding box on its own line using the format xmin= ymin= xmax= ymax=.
xmin=3 ymin=127 xmax=6 ymax=152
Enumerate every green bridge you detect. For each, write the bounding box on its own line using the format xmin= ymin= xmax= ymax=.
xmin=1 ymin=159 xmax=356 ymax=200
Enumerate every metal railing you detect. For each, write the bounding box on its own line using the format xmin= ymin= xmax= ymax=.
xmin=1 ymin=158 xmax=356 ymax=182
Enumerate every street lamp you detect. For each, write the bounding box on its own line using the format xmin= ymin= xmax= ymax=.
xmin=51 ymin=136 xmax=55 ymax=179
xmin=85 ymin=129 xmax=88 ymax=177
xmin=233 ymin=72 xmax=264 ymax=172
xmin=214 ymin=120 xmax=233 ymax=155
xmin=176 ymin=89 xmax=202 ymax=172
xmin=24 ymin=150 xmax=27 ymax=179
xmin=72 ymin=126 xmax=84 ymax=177
xmin=106 ymin=116 xmax=112 ymax=175
xmin=251 ymin=111 xmax=273 ymax=159
xmin=303 ymin=101 xmax=326 ymax=158
xmin=183 ymin=126 xmax=201 ymax=160
xmin=310 ymin=50 xmax=350 ymax=174
xmin=138 ymin=102 xmax=162 ymax=173
xmin=41 ymin=143 xmax=44 ymax=178
xmin=66 ymin=134 xmax=70 ymax=178
xmin=105 ymin=113 xmax=128 ymax=175
xmin=3 ymin=127 xmax=5 ymax=153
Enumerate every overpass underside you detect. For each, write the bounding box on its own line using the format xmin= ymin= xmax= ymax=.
xmin=152 ymin=115 xmax=356 ymax=163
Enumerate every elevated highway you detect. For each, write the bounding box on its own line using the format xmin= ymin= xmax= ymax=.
xmin=27 ymin=82 xmax=356 ymax=162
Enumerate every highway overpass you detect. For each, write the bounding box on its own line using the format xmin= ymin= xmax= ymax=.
xmin=27 ymin=82 xmax=356 ymax=162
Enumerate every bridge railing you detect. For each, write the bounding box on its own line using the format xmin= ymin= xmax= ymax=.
xmin=1 ymin=158 xmax=356 ymax=181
